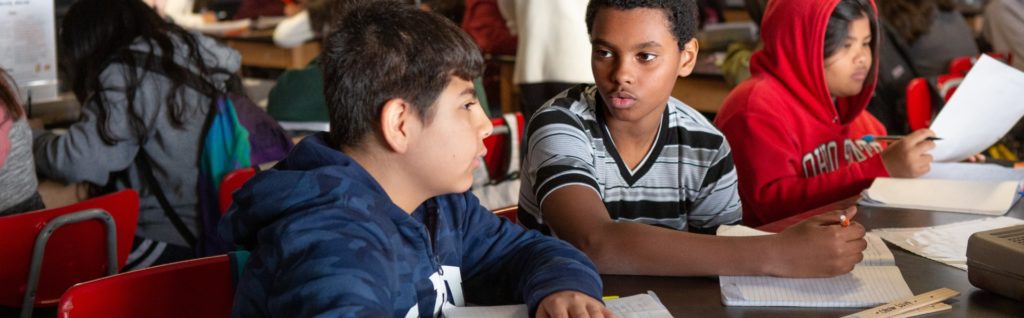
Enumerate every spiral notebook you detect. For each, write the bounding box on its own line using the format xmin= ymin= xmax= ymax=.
xmin=717 ymin=225 xmax=913 ymax=307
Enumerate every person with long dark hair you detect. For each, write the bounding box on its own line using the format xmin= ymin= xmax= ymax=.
xmin=33 ymin=0 xmax=240 ymax=269
xmin=716 ymin=0 xmax=936 ymax=226
xmin=0 ymin=68 xmax=43 ymax=216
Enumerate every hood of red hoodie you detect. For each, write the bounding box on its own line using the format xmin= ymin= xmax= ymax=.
xmin=751 ymin=0 xmax=879 ymax=125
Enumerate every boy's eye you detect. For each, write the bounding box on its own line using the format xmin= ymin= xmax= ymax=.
xmin=638 ymin=53 xmax=657 ymax=62
xmin=594 ymin=50 xmax=613 ymax=58
xmin=463 ymin=101 xmax=478 ymax=110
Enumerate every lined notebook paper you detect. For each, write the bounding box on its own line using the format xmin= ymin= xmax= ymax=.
xmin=860 ymin=177 xmax=1018 ymax=215
xmin=717 ymin=225 xmax=913 ymax=307
xmin=442 ymin=292 xmax=672 ymax=318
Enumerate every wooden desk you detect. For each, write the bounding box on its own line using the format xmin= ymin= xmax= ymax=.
xmin=219 ymin=30 xmax=319 ymax=70
xmin=602 ymin=201 xmax=1024 ymax=317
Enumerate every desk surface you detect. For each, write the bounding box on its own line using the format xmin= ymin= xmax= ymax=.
xmin=602 ymin=202 xmax=1024 ymax=317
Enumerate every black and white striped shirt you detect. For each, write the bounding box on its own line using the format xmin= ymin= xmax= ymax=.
xmin=519 ymin=85 xmax=742 ymax=234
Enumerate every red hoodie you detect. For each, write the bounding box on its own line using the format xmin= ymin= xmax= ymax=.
xmin=714 ymin=0 xmax=888 ymax=226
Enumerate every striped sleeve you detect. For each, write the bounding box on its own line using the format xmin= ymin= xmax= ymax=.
xmin=524 ymin=106 xmax=601 ymax=207
xmin=685 ymin=125 xmax=742 ymax=232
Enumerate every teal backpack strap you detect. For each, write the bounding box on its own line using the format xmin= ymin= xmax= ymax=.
xmin=228 ymin=250 xmax=251 ymax=288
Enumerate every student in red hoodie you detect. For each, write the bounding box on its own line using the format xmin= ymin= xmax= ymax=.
xmin=715 ymin=0 xmax=935 ymax=227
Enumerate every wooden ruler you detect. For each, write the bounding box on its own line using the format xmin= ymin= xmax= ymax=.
xmin=842 ymin=288 xmax=959 ymax=318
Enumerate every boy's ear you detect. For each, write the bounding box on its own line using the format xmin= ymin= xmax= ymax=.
xmin=677 ymin=38 xmax=700 ymax=77
xmin=379 ymin=98 xmax=417 ymax=154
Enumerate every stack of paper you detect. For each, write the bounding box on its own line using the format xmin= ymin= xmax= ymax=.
xmin=717 ymin=225 xmax=913 ymax=307
xmin=442 ymin=292 xmax=672 ymax=318
xmin=860 ymin=177 xmax=1019 ymax=215
xmin=873 ymin=216 xmax=1024 ymax=270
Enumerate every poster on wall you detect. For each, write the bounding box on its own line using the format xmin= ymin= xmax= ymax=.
xmin=0 ymin=0 xmax=59 ymax=105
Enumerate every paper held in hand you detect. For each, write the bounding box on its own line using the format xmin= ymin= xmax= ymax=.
xmin=928 ymin=55 xmax=1024 ymax=162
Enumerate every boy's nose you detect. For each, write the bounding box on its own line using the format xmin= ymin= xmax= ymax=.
xmin=612 ymin=60 xmax=635 ymax=85
xmin=477 ymin=111 xmax=494 ymax=138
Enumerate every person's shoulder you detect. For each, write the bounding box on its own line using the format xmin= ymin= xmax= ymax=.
xmin=530 ymin=84 xmax=598 ymax=130
xmin=719 ymin=76 xmax=787 ymax=118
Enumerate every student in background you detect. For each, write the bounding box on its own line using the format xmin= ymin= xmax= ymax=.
xmin=983 ymin=0 xmax=1024 ymax=71
xmin=715 ymin=0 xmax=935 ymax=226
xmin=222 ymin=2 xmax=608 ymax=317
xmin=520 ymin=0 xmax=867 ymax=278
xmin=878 ymin=0 xmax=979 ymax=77
xmin=266 ymin=0 xmax=354 ymax=125
xmin=498 ymin=0 xmax=593 ymax=122
xmin=0 ymin=68 xmax=43 ymax=216
xmin=34 ymin=0 xmax=241 ymax=269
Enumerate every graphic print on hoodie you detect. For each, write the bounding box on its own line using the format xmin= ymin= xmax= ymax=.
xmin=714 ymin=0 xmax=887 ymax=226
xmin=220 ymin=133 xmax=602 ymax=318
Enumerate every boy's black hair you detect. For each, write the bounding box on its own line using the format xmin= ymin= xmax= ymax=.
xmin=321 ymin=1 xmax=483 ymax=149
xmin=585 ymin=0 xmax=699 ymax=50
xmin=824 ymin=0 xmax=877 ymax=59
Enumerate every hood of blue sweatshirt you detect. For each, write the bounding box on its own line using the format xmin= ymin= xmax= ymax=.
xmin=220 ymin=133 xmax=602 ymax=317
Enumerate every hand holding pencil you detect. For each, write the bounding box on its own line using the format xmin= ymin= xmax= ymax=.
xmin=879 ymin=129 xmax=935 ymax=178
xmin=769 ymin=207 xmax=866 ymax=278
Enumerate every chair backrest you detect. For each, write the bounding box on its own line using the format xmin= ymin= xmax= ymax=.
xmin=58 ymin=255 xmax=234 ymax=318
xmin=219 ymin=167 xmax=258 ymax=214
xmin=0 ymin=190 xmax=139 ymax=308
xmin=482 ymin=112 xmax=525 ymax=180
xmin=493 ymin=205 xmax=518 ymax=225
xmin=947 ymin=52 xmax=1014 ymax=77
xmin=905 ymin=77 xmax=933 ymax=131
xmin=904 ymin=75 xmax=964 ymax=131
xmin=936 ymin=74 xmax=964 ymax=102
xmin=947 ymin=56 xmax=974 ymax=77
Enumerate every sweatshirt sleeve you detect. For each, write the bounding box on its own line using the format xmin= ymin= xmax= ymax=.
xmin=455 ymin=193 xmax=603 ymax=314
xmin=719 ymin=109 xmax=888 ymax=226
xmin=32 ymin=75 xmax=144 ymax=185
xmin=254 ymin=215 xmax=395 ymax=318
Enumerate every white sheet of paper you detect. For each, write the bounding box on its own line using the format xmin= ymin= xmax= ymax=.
xmin=873 ymin=216 xmax=1024 ymax=270
xmin=716 ymin=226 xmax=913 ymax=307
xmin=441 ymin=293 xmax=672 ymax=318
xmin=922 ymin=163 xmax=1024 ymax=182
xmin=928 ymin=55 xmax=1024 ymax=162
xmin=860 ymin=177 xmax=1019 ymax=215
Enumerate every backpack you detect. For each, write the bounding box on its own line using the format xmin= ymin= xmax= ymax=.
xmin=120 ymin=51 xmax=292 ymax=256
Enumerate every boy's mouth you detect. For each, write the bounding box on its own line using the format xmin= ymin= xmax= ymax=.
xmin=608 ymin=91 xmax=638 ymax=109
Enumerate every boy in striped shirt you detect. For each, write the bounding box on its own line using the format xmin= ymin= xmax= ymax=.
xmin=520 ymin=0 xmax=868 ymax=278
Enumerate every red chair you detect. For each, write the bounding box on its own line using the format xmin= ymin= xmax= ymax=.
xmin=58 ymin=254 xmax=235 ymax=318
xmin=0 ymin=190 xmax=138 ymax=318
xmin=904 ymin=74 xmax=964 ymax=131
xmin=219 ymin=168 xmax=257 ymax=214
xmin=947 ymin=52 xmax=1014 ymax=76
xmin=493 ymin=205 xmax=519 ymax=225
xmin=482 ymin=112 xmax=525 ymax=181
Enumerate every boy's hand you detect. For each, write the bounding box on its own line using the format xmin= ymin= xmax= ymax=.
xmin=881 ymin=128 xmax=935 ymax=178
xmin=537 ymin=291 xmax=614 ymax=318
xmin=767 ymin=207 xmax=867 ymax=277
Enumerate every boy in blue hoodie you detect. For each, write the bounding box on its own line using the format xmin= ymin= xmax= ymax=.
xmin=220 ymin=1 xmax=609 ymax=317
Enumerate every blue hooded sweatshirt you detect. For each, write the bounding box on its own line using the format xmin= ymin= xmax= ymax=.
xmin=221 ymin=133 xmax=603 ymax=317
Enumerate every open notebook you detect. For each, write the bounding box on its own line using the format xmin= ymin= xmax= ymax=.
xmin=717 ymin=225 xmax=913 ymax=307
xmin=860 ymin=177 xmax=1019 ymax=215
xmin=442 ymin=292 xmax=672 ymax=318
